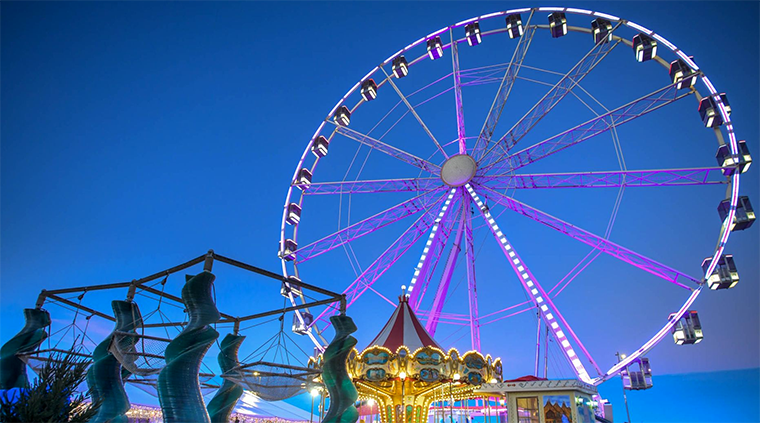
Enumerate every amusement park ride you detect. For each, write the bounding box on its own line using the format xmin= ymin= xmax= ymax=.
xmin=0 ymin=5 xmax=755 ymax=423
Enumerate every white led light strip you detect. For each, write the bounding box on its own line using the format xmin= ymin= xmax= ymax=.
xmin=465 ymin=184 xmax=593 ymax=383
xmin=406 ymin=189 xmax=458 ymax=295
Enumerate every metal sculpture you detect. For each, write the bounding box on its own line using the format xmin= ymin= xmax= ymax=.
xmin=158 ymin=271 xmax=221 ymax=423
xmin=0 ymin=308 xmax=50 ymax=389
xmin=207 ymin=333 xmax=245 ymax=423
xmin=87 ymin=300 xmax=143 ymax=423
xmin=321 ymin=314 xmax=359 ymax=423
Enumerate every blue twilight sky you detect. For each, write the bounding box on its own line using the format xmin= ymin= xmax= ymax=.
xmin=2 ymin=1 xmax=759 ymax=421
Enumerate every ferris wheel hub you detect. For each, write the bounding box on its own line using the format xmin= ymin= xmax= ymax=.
xmin=440 ymin=154 xmax=477 ymax=187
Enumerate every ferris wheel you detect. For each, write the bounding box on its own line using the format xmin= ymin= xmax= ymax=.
xmin=279 ymin=7 xmax=753 ymax=386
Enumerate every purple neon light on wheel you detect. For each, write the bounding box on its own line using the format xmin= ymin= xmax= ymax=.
xmin=279 ymin=7 xmax=747 ymax=386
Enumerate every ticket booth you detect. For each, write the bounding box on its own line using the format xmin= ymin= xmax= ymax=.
xmin=476 ymin=376 xmax=604 ymax=423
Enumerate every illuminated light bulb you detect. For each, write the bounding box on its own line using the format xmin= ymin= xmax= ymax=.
xmin=367 ymin=398 xmax=375 ymax=406
xmin=399 ymin=372 xmax=407 ymax=380
xmin=311 ymin=389 xmax=320 ymax=397
xmin=453 ymin=373 xmax=461 ymax=381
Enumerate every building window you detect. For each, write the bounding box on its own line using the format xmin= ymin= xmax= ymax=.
xmin=517 ymin=397 xmax=540 ymax=423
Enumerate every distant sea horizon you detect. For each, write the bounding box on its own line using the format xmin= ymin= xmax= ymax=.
xmin=596 ymin=367 xmax=759 ymax=423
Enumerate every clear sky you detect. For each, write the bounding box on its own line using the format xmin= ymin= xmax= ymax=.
xmin=2 ymin=1 xmax=758 ymax=421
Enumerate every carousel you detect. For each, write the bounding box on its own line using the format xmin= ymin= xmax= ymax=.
xmin=312 ymin=295 xmax=502 ymax=423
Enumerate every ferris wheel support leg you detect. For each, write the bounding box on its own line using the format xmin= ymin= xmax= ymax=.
xmin=449 ymin=28 xmax=466 ymax=153
xmin=465 ymin=184 xmax=600 ymax=383
xmin=425 ymin=207 xmax=467 ymax=336
xmin=463 ymin=195 xmax=482 ymax=351
xmin=407 ymin=189 xmax=459 ymax=306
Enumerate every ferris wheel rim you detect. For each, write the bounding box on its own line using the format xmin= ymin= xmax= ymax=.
xmin=279 ymin=6 xmax=743 ymax=385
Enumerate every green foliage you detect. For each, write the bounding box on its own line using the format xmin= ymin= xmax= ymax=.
xmin=0 ymin=348 xmax=101 ymax=422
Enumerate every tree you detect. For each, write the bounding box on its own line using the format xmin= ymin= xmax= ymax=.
xmin=0 ymin=348 xmax=100 ymax=422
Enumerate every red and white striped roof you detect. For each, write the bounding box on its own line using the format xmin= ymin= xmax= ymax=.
xmin=367 ymin=295 xmax=442 ymax=352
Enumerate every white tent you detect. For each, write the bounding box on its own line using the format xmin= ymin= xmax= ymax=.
xmin=234 ymin=391 xmax=312 ymax=421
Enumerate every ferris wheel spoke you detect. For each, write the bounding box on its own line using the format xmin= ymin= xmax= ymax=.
xmin=294 ymin=187 xmax=446 ymax=264
xmin=380 ymin=66 xmax=449 ymax=160
xmin=463 ymin=194 xmax=482 ymax=351
xmin=478 ymin=167 xmax=729 ymax=190
xmin=310 ymin=192 xmax=449 ymax=327
xmin=331 ymin=124 xmax=442 ymax=175
xmin=425 ymin=204 xmax=467 ymax=336
xmin=406 ymin=189 xmax=460 ymax=307
xmin=465 ymin=183 xmax=601 ymax=382
xmin=450 ymin=28 xmax=466 ymax=153
xmin=481 ymin=79 xmax=696 ymax=175
xmin=476 ymin=184 xmax=701 ymax=289
xmin=479 ymin=23 xmax=623 ymax=167
xmin=471 ymin=12 xmax=537 ymax=161
xmin=302 ymin=177 xmax=442 ymax=195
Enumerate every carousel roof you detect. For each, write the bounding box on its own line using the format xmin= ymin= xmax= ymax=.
xmin=366 ymin=295 xmax=443 ymax=352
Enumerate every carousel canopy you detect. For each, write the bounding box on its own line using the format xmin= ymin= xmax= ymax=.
xmin=367 ymin=295 xmax=442 ymax=352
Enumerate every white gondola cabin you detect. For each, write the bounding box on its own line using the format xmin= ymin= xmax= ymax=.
xmin=621 ymin=357 xmax=653 ymax=390
xmin=392 ymin=55 xmax=408 ymax=78
xmin=505 ymin=14 xmax=524 ymax=39
xmin=311 ymin=135 xmax=329 ymax=158
xmin=698 ymin=93 xmax=730 ymax=128
xmin=278 ymin=239 xmax=297 ymax=261
xmin=591 ymin=18 xmax=612 ymax=44
xmin=297 ymin=168 xmax=312 ymax=189
xmin=334 ymin=105 xmax=351 ymax=126
xmin=702 ymin=254 xmax=739 ymax=290
xmin=292 ymin=312 xmax=313 ymax=335
xmin=669 ymin=58 xmax=698 ymax=89
xmin=427 ymin=36 xmax=443 ymax=60
xmin=716 ymin=140 xmax=751 ymax=175
xmin=281 ymin=275 xmax=303 ymax=298
xmin=633 ymin=33 xmax=657 ymax=62
xmin=670 ymin=310 xmax=703 ymax=345
xmin=718 ymin=196 xmax=755 ymax=231
xmin=465 ymin=22 xmax=481 ymax=46
xmin=361 ymin=79 xmax=378 ymax=102
xmin=286 ymin=203 xmax=301 ymax=225
xmin=548 ymin=12 xmax=567 ymax=38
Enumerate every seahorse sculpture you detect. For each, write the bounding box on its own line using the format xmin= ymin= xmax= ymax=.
xmin=158 ymin=271 xmax=221 ymax=423
xmin=0 ymin=308 xmax=51 ymax=389
xmin=207 ymin=333 xmax=245 ymax=423
xmin=87 ymin=300 xmax=143 ymax=423
xmin=321 ymin=315 xmax=359 ymax=423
